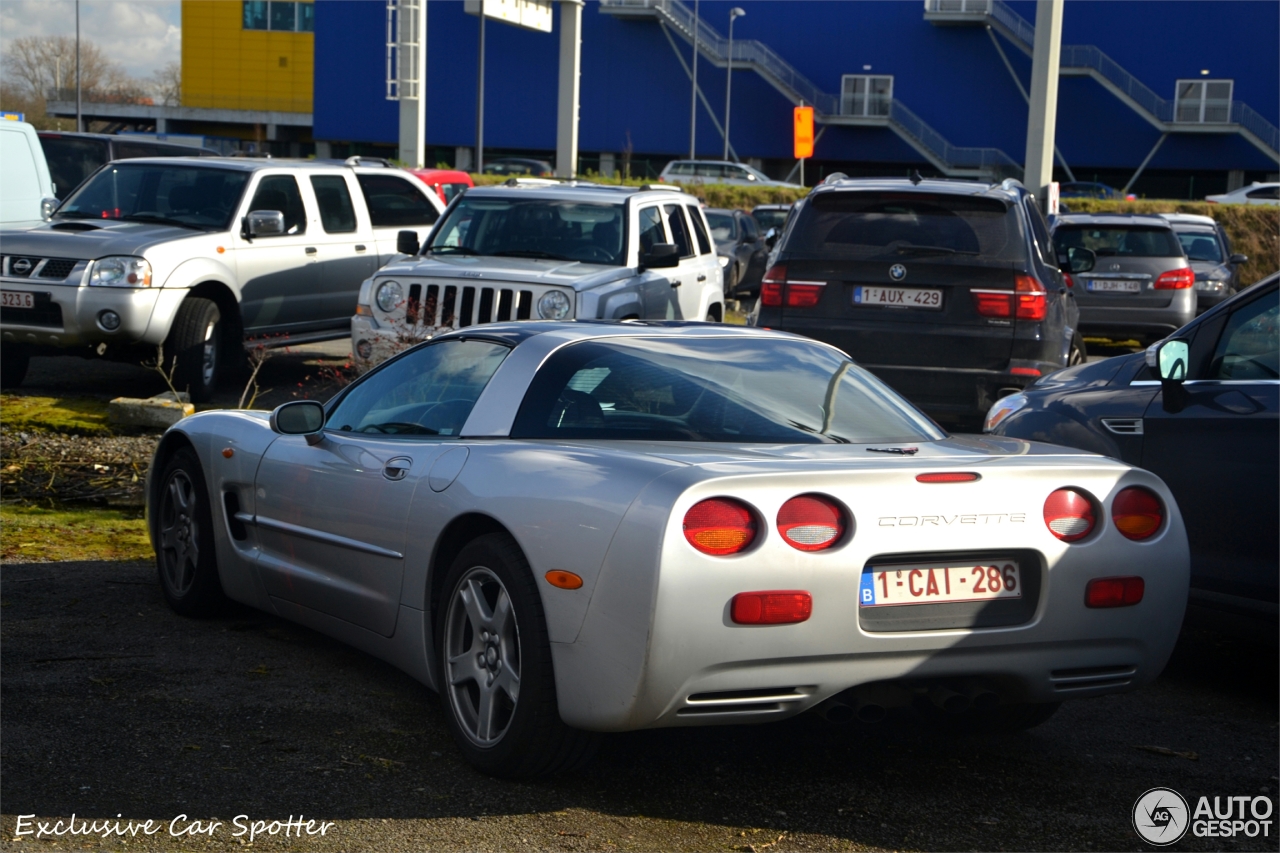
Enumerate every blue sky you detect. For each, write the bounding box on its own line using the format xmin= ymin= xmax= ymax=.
xmin=0 ymin=0 xmax=181 ymax=79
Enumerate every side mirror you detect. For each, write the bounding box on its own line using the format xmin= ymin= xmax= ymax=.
xmin=40 ymin=196 xmax=58 ymax=221
xmin=764 ymin=227 xmax=779 ymax=248
xmin=270 ymin=400 xmax=326 ymax=445
xmin=1146 ymin=339 xmax=1191 ymax=413
xmin=244 ymin=210 xmax=285 ymax=238
xmin=397 ymin=230 xmax=420 ymax=255
xmin=1229 ymin=253 xmax=1248 ymax=265
xmin=639 ymin=242 xmax=680 ymax=270
xmin=1064 ymin=246 xmax=1095 ymax=274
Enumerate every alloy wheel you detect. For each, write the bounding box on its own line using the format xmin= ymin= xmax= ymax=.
xmin=159 ymin=470 xmax=201 ymax=596
xmin=444 ymin=567 xmax=522 ymax=747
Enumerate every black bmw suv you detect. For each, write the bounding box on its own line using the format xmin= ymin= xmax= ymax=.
xmin=750 ymin=177 xmax=1084 ymax=429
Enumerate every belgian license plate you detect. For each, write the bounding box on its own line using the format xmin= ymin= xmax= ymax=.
xmin=859 ymin=561 xmax=1021 ymax=607
xmin=0 ymin=290 xmax=34 ymax=309
xmin=1087 ymin=279 xmax=1141 ymax=293
xmin=854 ymin=286 xmax=942 ymax=309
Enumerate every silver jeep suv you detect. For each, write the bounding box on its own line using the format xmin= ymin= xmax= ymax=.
xmin=351 ymin=181 xmax=725 ymax=371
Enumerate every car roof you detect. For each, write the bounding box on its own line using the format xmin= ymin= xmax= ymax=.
xmin=432 ymin=319 xmax=805 ymax=348
xmin=1052 ymin=212 xmax=1174 ymax=228
xmin=462 ymin=182 xmax=698 ymax=203
xmin=1157 ymin=212 xmax=1217 ymax=228
xmin=807 ymin=176 xmax=1021 ymax=202
xmin=85 ymin=157 xmax=361 ymax=173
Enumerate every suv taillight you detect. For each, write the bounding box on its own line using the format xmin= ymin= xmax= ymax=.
xmin=972 ymin=290 xmax=1013 ymax=318
xmin=1153 ymin=268 xmax=1194 ymax=289
xmin=761 ymin=264 xmax=786 ymax=306
xmin=971 ymin=276 xmax=1046 ymax=320
xmin=1015 ymin=275 xmax=1047 ymax=320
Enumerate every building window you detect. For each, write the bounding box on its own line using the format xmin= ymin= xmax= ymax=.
xmin=243 ymin=1 xmax=314 ymax=32
xmin=1175 ymin=79 xmax=1233 ymax=124
xmin=841 ymin=75 xmax=893 ymax=117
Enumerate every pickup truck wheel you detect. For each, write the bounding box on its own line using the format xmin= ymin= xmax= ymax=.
xmin=156 ymin=448 xmax=226 ymax=617
xmin=0 ymin=343 xmax=30 ymax=389
xmin=167 ymin=298 xmax=221 ymax=403
xmin=438 ymin=533 xmax=599 ymax=778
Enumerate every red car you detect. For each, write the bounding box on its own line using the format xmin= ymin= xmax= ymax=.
xmin=407 ymin=168 xmax=474 ymax=204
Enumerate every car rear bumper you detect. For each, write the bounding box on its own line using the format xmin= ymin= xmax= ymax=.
xmin=1077 ymin=299 xmax=1196 ymax=340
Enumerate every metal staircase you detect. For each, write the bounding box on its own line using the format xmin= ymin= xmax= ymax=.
xmin=600 ymin=0 xmax=1023 ymax=180
xmin=925 ymin=0 xmax=1280 ymax=163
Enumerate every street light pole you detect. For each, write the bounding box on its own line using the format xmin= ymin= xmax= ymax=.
xmin=723 ymin=7 xmax=744 ymax=161
xmin=75 ymin=0 xmax=82 ymax=132
xmin=476 ymin=8 xmax=486 ymax=172
xmin=689 ymin=0 xmax=698 ymax=159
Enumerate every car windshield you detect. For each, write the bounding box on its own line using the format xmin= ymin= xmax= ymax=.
xmin=752 ymin=208 xmax=789 ymax=230
xmin=54 ymin=163 xmax=249 ymax=230
xmin=1054 ymin=225 xmax=1182 ymax=258
xmin=704 ymin=212 xmax=736 ymax=241
xmin=512 ymin=336 xmax=943 ymax=444
xmin=786 ymin=192 xmax=1023 ymax=261
xmin=1175 ymin=229 xmax=1223 ymax=263
xmin=427 ymin=196 xmax=626 ymax=265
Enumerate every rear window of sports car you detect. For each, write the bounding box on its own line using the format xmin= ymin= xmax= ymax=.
xmin=512 ymin=337 xmax=943 ymax=444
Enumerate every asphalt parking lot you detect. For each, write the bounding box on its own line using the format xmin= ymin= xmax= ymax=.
xmin=2 ymin=559 xmax=1276 ymax=852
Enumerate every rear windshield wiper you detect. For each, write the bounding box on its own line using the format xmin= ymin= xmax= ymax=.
xmin=119 ymin=214 xmax=209 ymax=231
xmin=494 ymin=250 xmax=575 ymax=261
xmin=425 ymin=245 xmax=479 ymax=255
xmin=893 ymin=244 xmax=978 ymax=256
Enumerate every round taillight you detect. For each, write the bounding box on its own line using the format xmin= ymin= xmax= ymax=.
xmin=1112 ymin=487 xmax=1163 ymax=540
xmin=1043 ymin=488 xmax=1096 ymax=542
xmin=777 ymin=494 xmax=846 ymax=551
xmin=683 ymin=498 xmax=758 ymax=555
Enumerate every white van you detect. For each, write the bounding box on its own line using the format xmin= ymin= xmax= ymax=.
xmin=0 ymin=121 xmax=57 ymax=226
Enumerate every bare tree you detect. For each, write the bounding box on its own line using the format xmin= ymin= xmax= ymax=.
xmin=1 ymin=35 xmax=150 ymax=110
xmin=150 ymin=60 xmax=181 ymax=106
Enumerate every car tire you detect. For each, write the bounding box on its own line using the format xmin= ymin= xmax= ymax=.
xmin=437 ymin=532 xmax=599 ymax=779
xmin=1068 ymin=334 xmax=1087 ymax=366
xmin=156 ymin=448 xmax=227 ymax=617
xmin=1 ymin=343 xmax=30 ymax=389
xmin=924 ymin=700 xmax=1061 ymax=734
xmin=166 ymin=297 xmax=221 ymax=403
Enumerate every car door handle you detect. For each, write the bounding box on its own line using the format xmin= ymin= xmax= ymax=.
xmin=670 ymin=280 xmax=682 ymax=288
xmin=697 ymin=274 xmax=707 ymax=282
xmin=305 ymin=247 xmax=317 ymax=255
xmin=383 ymin=457 xmax=413 ymax=481
xmin=354 ymin=244 xmax=367 ymax=252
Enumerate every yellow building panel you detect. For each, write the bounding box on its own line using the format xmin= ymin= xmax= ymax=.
xmin=182 ymin=0 xmax=313 ymax=113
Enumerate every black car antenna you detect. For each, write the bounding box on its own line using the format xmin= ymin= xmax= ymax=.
xmin=909 ymin=169 xmax=923 ymax=185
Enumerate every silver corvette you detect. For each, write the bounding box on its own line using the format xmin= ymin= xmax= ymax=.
xmin=147 ymin=322 xmax=1189 ymax=778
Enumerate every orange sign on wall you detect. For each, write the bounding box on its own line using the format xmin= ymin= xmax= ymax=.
xmin=793 ymin=106 xmax=814 ymax=159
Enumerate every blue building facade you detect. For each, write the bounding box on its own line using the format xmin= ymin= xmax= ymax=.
xmin=313 ymin=0 xmax=1279 ymax=197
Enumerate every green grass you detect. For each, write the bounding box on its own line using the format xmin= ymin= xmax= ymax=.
xmin=1 ymin=395 xmax=114 ymax=435
xmin=1 ymin=503 xmax=153 ymax=563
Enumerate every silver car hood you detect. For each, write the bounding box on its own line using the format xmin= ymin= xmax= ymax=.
xmin=374 ymin=254 xmax=637 ymax=292
xmin=0 ymin=220 xmax=215 ymax=259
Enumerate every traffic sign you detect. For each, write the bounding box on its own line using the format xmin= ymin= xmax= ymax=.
xmin=794 ymin=106 xmax=814 ymax=159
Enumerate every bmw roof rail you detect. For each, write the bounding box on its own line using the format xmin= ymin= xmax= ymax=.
xmin=821 ymin=172 xmax=848 ymax=185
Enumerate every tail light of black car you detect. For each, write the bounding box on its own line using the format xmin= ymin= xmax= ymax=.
xmin=971 ymin=275 xmax=1046 ymax=321
xmin=759 ymin=264 xmax=824 ymax=308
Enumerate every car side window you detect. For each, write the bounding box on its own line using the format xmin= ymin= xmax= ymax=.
xmin=740 ymin=214 xmax=759 ymax=240
xmin=1246 ymin=186 xmax=1279 ymax=200
xmin=728 ymin=166 xmax=751 ymax=181
xmin=637 ymin=205 xmax=665 ymax=253
xmin=694 ymin=163 xmax=723 ymax=179
xmin=309 ymin=176 xmax=357 ymax=234
xmin=685 ymin=204 xmax=712 ymax=255
xmin=664 ymin=205 xmax=693 ymax=258
xmin=1209 ymin=289 xmax=1279 ymax=381
xmin=356 ymin=174 xmax=439 ymax=227
xmin=1024 ymin=198 xmax=1056 ymax=265
xmin=326 ymin=340 xmax=511 ymax=438
xmin=248 ymin=174 xmax=307 ymax=235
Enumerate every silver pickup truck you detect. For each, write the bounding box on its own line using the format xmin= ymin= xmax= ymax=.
xmin=0 ymin=156 xmax=444 ymax=399
xmin=350 ymin=182 xmax=725 ymax=371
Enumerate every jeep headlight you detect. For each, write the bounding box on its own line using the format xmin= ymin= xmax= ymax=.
xmin=89 ymin=256 xmax=152 ymax=287
xmin=375 ymin=280 xmax=403 ymax=313
xmin=537 ymin=290 xmax=572 ymax=320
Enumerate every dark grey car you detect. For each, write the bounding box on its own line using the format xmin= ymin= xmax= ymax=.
xmin=704 ymin=207 xmax=768 ymax=298
xmin=1159 ymin=212 xmax=1249 ymax=314
xmin=1051 ymin=213 xmax=1195 ymax=344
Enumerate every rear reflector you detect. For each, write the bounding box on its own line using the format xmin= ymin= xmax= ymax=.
xmin=1153 ymin=268 xmax=1194 ymax=289
xmin=1043 ymin=488 xmax=1096 ymax=542
xmin=760 ymin=264 xmax=786 ymax=306
xmin=1085 ymin=576 xmax=1145 ymax=608
xmin=683 ymin=498 xmax=758 ymax=555
xmin=731 ymin=591 xmax=813 ymax=624
xmin=916 ymin=472 xmax=980 ymax=483
xmin=777 ymin=494 xmax=845 ymax=551
xmin=544 ymin=570 xmax=584 ymax=589
xmin=1112 ymin=487 xmax=1164 ymax=540
xmin=1010 ymin=367 xmax=1041 ymax=376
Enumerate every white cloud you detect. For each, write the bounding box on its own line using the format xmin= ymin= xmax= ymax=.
xmin=0 ymin=0 xmax=181 ymax=80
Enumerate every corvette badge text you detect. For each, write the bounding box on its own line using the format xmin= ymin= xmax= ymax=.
xmin=13 ymin=814 xmax=337 ymax=843
xmin=1132 ymin=787 xmax=1274 ymax=845
xmin=879 ymin=513 xmax=1026 ymax=527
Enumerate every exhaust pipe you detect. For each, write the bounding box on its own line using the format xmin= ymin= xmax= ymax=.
xmin=815 ymin=699 xmax=855 ymax=723
xmin=852 ymin=699 xmax=887 ymax=723
xmin=928 ymin=685 xmax=971 ymax=714
xmin=963 ymin=681 xmax=1000 ymax=711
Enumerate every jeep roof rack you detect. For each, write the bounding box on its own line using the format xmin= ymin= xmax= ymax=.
xmin=345 ymin=156 xmax=392 ymax=167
